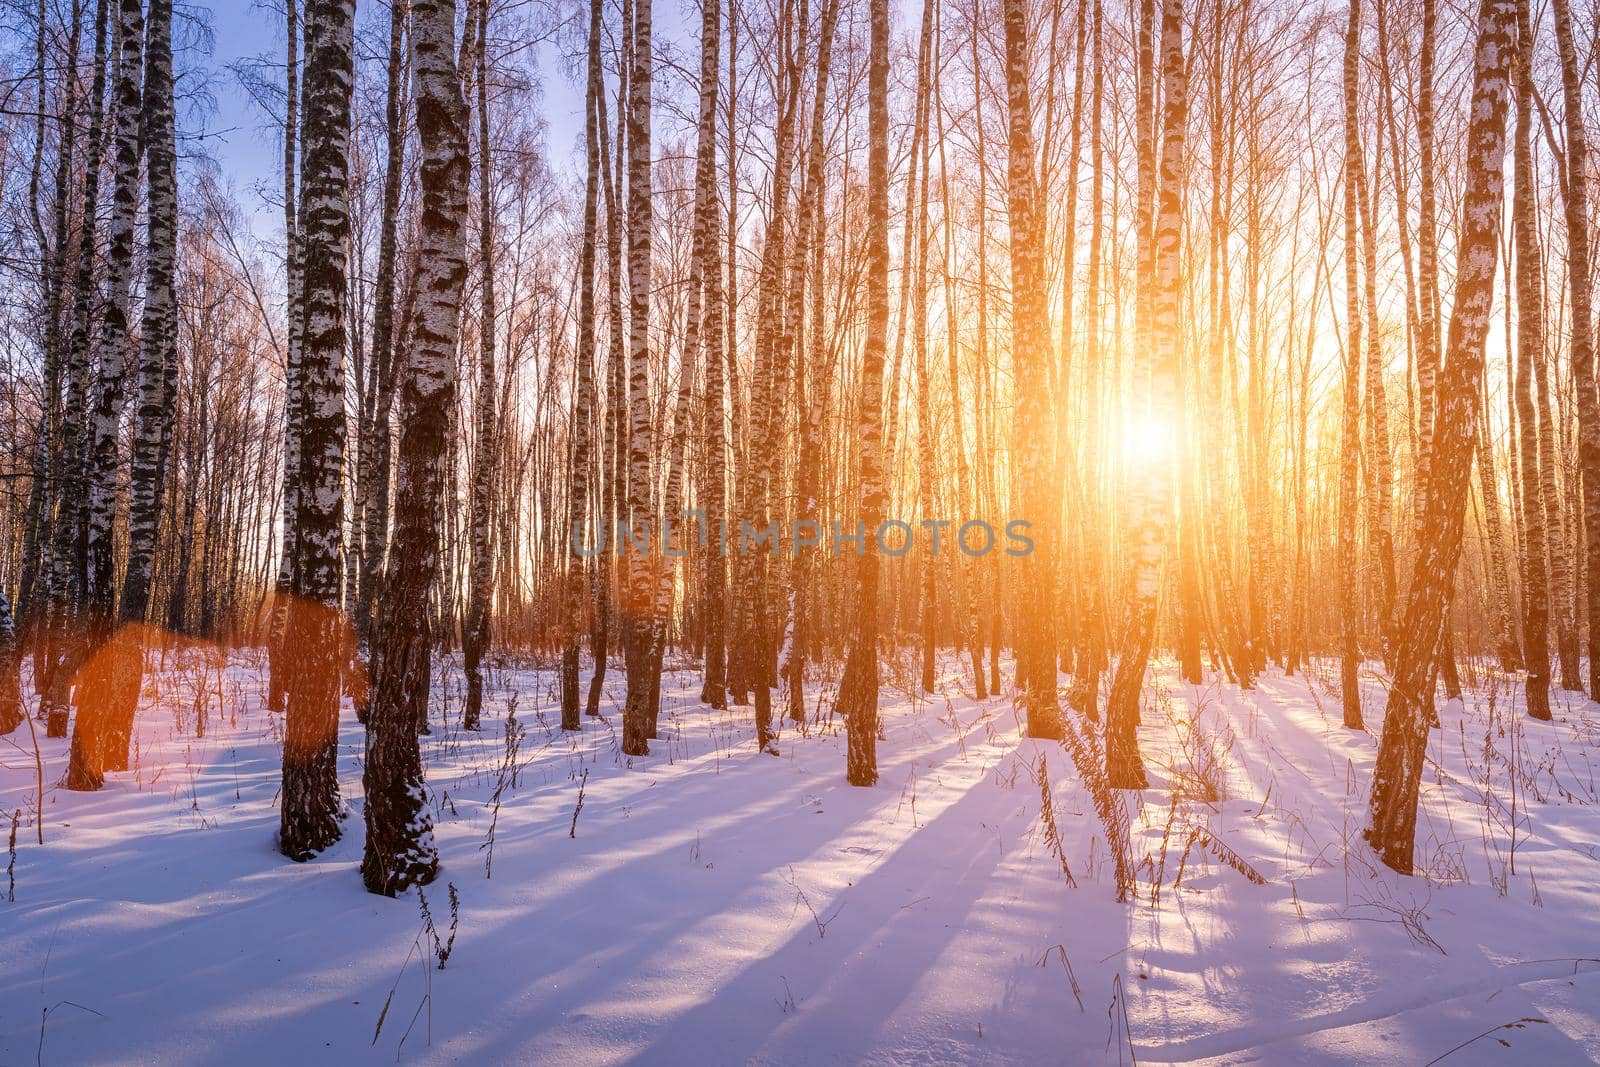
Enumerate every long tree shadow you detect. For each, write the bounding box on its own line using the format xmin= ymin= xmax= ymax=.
xmin=577 ymin=768 xmax=1023 ymax=1064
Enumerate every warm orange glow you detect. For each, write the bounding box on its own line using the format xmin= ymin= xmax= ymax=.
xmin=1123 ymin=411 xmax=1177 ymax=468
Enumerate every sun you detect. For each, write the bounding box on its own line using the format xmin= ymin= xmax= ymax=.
xmin=1122 ymin=410 xmax=1178 ymax=468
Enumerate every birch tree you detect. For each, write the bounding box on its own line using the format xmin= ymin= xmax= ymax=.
xmin=620 ymin=0 xmax=655 ymax=757
xmin=1335 ymin=0 xmax=1364 ymax=731
xmin=463 ymin=0 xmax=497 ymax=732
xmin=1548 ymin=0 xmax=1598 ymax=697
xmin=362 ymin=0 xmax=471 ymax=895
xmin=65 ymin=0 xmax=144 ymax=792
xmin=563 ymin=0 xmax=605 ymax=731
xmin=840 ymin=0 xmax=890 ymax=787
xmin=1366 ymin=0 xmax=1515 ymax=874
xmin=103 ymin=0 xmax=178 ymax=769
xmin=40 ymin=0 xmax=109 ymax=739
xmin=357 ymin=0 xmax=409 ymax=657
xmin=1106 ymin=0 xmax=1186 ymax=788
xmin=279 ymin=0 xmax=357 ymax=860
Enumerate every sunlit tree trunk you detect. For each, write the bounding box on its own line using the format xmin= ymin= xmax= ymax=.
xmin=588 ymin=59 xmax=627 ymax=721
xmin=1002 ymin=0 xmax=1064 ymax=745
xmin=697 ymin=0 xmax=729 ymax=710
xmin=781 ymin=0 xmax=845 ymax=723
xmin=969 ymin=4 xmax=1004 ymax=700
xmin=65 ymin=0 xmax=144 ymax=792
xmin=101 ymin=0 xmax=178 ymax=771
xmin=362 ymin=0 xmax=470 ymax=895
xmin=1366 ymin=0 xmax=1514 ymax=874
xmin=463 ymin=0 xmax=497 ymax=731
xmin=935 ymin=7 xmax=985 ymax=699
xmin=268 ymin=0 xmax=303 ymax=719
xmin=1510 ymin=0 xmax=1549 ymax=719
xmin=20 ymin=0 xmax=83 ymax=633
xmin=41 ymin=0 xmax=109 ymax=739
xmin=1335 ymin=0 xmax=1365 ymax=731
xmin=1197 ymin=1 xmax=1253 ymax=688
xmin=357 ymin=0 xmax=408 ymax=665
xmin=1548 ymin=0 xmax=1600 ymax=698
xmin=1474 ymin=377 xmax=1519 ymax=671
xmin=563 ymin=0 xmax=605 ymax=730
xmin=652 ymin=0 xmax=723 ymax=733
xmin=912 ymin=0 xmax=936 ymax=696
xmin=0 ymin=591 xmax=19 ymax=735
xmin=1536 ymin=256 xmax=1577 ymax=689
xmin=1413 ymin=0 xmax=1438 ymax=534
xmin=1107 ymin=0 xmax=1185 ymax=787
xmin=736 ymin=0 xmax=808 ymax=748
xmin=278 ymin=0 xmax=356 ymax=860
xmin=841 ymin=0 xmax=889 ymax=787
xmin=620 ymin=0 xmax=655 ymax=757
xmin=1069 ymin=0 xmax=1106 ymax=721
xmin=1351 ymin=68 xmax=1396 ymax=654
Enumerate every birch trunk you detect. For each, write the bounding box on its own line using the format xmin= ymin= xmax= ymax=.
xmin=463 ymin=0 xmax=497 ymax=731
xmin=1548 ymin=0 xmax=1600 ymax=697
xmin=1106 ymin=0 xmax=1185 ymax=788
xmin=840 ymin=0 xmax=889 ymax=786
xmin=103 ymin=0 xmax=178 ymax=771
xmin=41 ymin=0 xmax=109 ymax=739
xmin=563 ymin=0 xmax=606 ymax=730
xmin=1366 ymin=0 xmax=1514 ymax=874
xmin=268 ymin=0 xmax=302 ymax=717
xmin=64 ymin=0 xmax=144 ymax=792
xmin=1002 ymin=0 xmax=1065 ymax=745
xmin=1511 ymin=0 xmax=1549 ymax=719
xmin=1336 ymin=0 xmax=1365 ymax=730
xmin=620 ymin=0 xmax=655 ymax=757
xmin=361 ymin=0 xmax=470 ymax=895
xmin=278 ymin=0 xmax=356 ymax=859
xmin=357 ymin=0 xmax=408 ymax=659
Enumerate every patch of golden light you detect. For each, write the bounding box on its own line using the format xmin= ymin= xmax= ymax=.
xmin=1123 ymin=410 xmax=1177 ymax=468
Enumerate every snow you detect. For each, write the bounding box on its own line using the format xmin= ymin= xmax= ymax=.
xmin=3 ymin=647 xmax=1599 ymax=1064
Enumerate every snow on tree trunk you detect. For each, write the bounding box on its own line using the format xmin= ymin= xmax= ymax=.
xmin=278 ymin=0 xmax=356 ymax=860
xmin=361 ymin=0 xmax=470 ymax=896
xmin=1365 ymin=0 xmax=1514 ymax=874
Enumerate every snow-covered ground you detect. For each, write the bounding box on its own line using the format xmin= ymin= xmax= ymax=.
xmin=2 ymin=646 xmax=1598 ymax=1064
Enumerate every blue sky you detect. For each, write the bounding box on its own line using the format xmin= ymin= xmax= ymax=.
xmin=202 ymin=1 xmax=591 ymax=237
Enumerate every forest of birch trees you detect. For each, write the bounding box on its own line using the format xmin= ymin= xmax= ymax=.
xmin=0 ymin=0 xmax=1592 ymax=889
